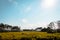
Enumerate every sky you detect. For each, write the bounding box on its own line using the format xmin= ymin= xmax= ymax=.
xmin=0 ymin=0 xmax=60 ymax=29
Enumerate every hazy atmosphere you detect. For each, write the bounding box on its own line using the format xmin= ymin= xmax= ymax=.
xmin=0 ymin=0 xmax=60 ymax=29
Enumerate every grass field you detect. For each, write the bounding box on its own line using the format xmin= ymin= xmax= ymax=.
xmin=0 ymin=31 xmax=60 ymax=40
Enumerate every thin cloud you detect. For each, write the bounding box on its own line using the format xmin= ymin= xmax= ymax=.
xmin=8 ymin=0 xmax=13 ymax=2
xmin=24 ymin=6 xmax=32 ymax=13
xmin=13 ymin=1 xmax=18 ymax=7
xmin=8 ymin=0 xmax=18 ymax=7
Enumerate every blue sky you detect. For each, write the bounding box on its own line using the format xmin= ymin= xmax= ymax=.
xmin=0 ymin=0 xmax=60 ymax=29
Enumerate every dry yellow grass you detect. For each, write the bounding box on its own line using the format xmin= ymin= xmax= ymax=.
xmin=0 ymin=31 xmax=60 ymax=39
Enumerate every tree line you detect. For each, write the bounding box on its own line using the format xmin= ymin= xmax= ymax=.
xmin=0 ymin=23 xmax=20 ymax=32
xmin=0 ymin=23 xmax=60 ymax=33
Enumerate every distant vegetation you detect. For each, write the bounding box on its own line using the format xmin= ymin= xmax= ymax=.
xmin=0 ymin=21 xmax=60 ymax=33
xmin=0 ymin=23 xmax=20 ymax=32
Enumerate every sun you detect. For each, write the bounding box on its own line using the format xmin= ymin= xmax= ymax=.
xmin=41 ymin=0 xmax=57 ymax=8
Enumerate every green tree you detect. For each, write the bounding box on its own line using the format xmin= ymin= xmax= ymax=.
xmin=41 ymin=28 xmax=47 ymax=32
xmin=0 ymin=23 xmax=5 ymax=28
xmin=0 ymin=23 xmax=5 ymax=32
xmin=11 ymin=26 xmax=20 ymax=32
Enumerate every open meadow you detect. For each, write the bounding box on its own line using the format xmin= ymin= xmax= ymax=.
xmin=0 ymin=31 xmax=60 ymax=40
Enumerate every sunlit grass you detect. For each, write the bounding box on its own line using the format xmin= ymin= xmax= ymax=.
xmin=0 ymin=31 xmax=60 ymax=39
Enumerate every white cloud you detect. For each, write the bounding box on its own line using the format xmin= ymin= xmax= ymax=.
xmin=21 ymin=21 xmax=49 ymax=29
xmin=41 ymin=0 xmax=58 ymax=9
xmin=22 ymin=18 xmax=28 ymax=23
